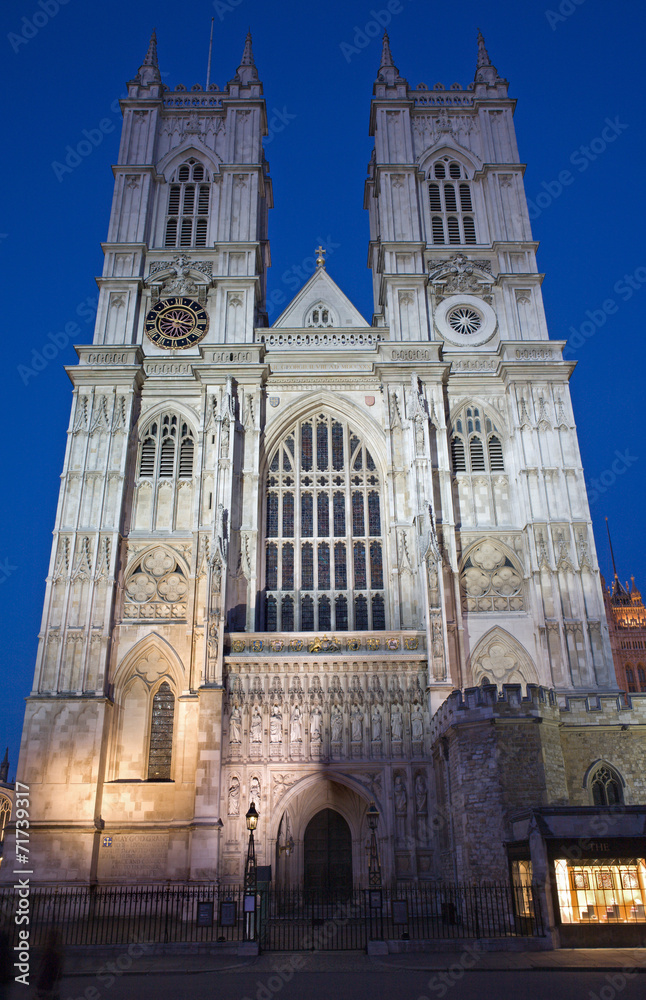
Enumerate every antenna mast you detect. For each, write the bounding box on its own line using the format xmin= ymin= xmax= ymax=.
xmin=205 ymin=17 xmax=214 ymax=90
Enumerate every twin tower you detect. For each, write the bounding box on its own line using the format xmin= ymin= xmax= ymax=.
xmin=7 ymin=30 xmax=618 ymax=888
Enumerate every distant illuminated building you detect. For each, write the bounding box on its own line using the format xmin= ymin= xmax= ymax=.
xmin=603 ymin=519 xmax=646 ymax=694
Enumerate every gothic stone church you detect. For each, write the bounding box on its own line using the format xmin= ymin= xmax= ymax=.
xmin=6 ymin=30 xmax=646 ymax=941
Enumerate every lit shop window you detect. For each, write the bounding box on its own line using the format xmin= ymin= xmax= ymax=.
xmin=554 ymin=858 xmax=646 ymax=924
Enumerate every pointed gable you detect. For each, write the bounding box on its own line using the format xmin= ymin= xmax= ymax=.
xmin=272 ymin=268 xmax=369 ymax=329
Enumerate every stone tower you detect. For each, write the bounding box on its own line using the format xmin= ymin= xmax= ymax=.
xmin=5 ymin=31 xmax=617 ymax=887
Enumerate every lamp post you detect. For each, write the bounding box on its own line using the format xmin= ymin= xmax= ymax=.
xmin=244 ymin=801 xmax=259 ymax=941
xmin=366 ymin=801 xmax=381 ymax=888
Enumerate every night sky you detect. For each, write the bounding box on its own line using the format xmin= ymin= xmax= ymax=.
xmin=1 ymin=0 xmax=644 ymax=772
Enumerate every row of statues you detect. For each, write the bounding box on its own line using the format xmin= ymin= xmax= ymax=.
xmin=228 ymin=703 xmax=425 ymax=745
xmin=227 ymin=771 xmax=427 ymax=816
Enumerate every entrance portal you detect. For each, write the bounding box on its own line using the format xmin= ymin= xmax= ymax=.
xmin=303 ymin=808 xmax=352 ymax=892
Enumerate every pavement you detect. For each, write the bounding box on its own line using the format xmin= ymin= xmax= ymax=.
xmin=58 ymin=947 xmax=646 ymax=977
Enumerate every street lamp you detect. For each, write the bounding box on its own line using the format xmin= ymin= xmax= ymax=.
xmin=244 ymin=801 xmax=259 ymax=892
xmin=366 ymin=801 xmax=381 ymax=888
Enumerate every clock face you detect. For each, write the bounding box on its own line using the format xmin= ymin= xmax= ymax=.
xmin=144 ymin=297 xmax=209 ymax=350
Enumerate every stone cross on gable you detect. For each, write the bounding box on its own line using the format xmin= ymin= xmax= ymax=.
xmin=315 ymin=245 xmax=326 ymax=268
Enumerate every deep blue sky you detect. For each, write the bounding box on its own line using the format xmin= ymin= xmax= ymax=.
xmin=1 ymin=0 xmax=644 ymax=772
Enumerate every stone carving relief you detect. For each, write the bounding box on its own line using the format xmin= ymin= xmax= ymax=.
xmin=428 ymin=254 xmax=494 ymax=304
xmin=470 ymin=628 xmax=537 ymax=687
xmin=124 ymin=547 xmax=189 ymax=620
xmin=461 ymin=540 xmax=524 ymax=613
xmin=228 ymin=775 xmax=240 ymax=816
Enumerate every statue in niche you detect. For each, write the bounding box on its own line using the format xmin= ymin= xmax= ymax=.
xmin=371 ymin=706 xmax=382 ymax=742
xmin=432 ymin=620 xmax=443 ymax=658
xmin=411 ymin=704 xmax=424 ymax=742
xmin=391 ymin=704 xmax=403 ymax=742
xmin=415 ymin=773 xmax=427 ymax=814
xmin=351 ymin=705 xmax=363 ymax=743
xmin=310 ymin=705 xmax=322 ymax=743
xmin=229 ymin=706 xmax=242 ymax=744
xmin=270 ymin=705 xmax=282 ymax=743
xmin=250 ymin=707 xmax=262 ymax=743
xmin=250 ymin=775 xmax=261 ymax=806
xmin=228 ymin=776 xmax=240 ymax=816
xmin=290 ymin=704 xmax=303 ymax=743
xmin=394 ymin=775 xmax=407 ymax=814
xmin=331 ymin=705 xmax=343 ymax=742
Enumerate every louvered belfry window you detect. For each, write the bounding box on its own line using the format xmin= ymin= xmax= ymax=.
xmin=265 ymin=415 xmax=386 ymax=631
xmin=429 ymin=158 xmax=476 ymax=245
xmin=165 ymin=159 xmax=210 ymax=248
xmin=147 ymin=682 xmax=175 ymax=780
xmin=451 ymin=406 xmax=505 ymax=474
xmin=138 ymin=414 xmax=195 ymax=480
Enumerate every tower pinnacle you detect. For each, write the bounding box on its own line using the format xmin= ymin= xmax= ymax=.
xmin=375 ymin=30 xmax=405 ymax=87
xmin=0 ymin=748 xmax=8 ymax=783
xmin=380 ymin=31 xmax=395 ymax=69
xmin=474 ymin=28 xmax=504 ymax=87
xmin=137 ymin=29 xmax=161 ymax=86
xmin=236 ymin=29 xmax=259 ymax=84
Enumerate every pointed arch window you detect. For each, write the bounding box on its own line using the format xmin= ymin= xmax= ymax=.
xmin=638 ymin=665 xmax=646 ymax=691
xmin=588 ymin=763 xmax=624 ymax=806
xmin=264 ymin=414 xmax=386 ymax=631
xmin=625 ymin=665 xmax=636 ymax=692
xmin=428 ymin=159 xmax=476 ymax=245
xmin=450 ymin=405 xmax=505 ymax=474
xmin=147 ymin=682 xmax=175 ymax=780
xmin=165 ymin=159 xmax=211 ymax=248
xmin=138 ymin=413 xmax=195 ymax=480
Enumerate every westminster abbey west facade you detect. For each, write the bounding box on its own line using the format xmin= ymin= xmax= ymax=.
xmin=6 ymin=29 xmax=646 ymax=941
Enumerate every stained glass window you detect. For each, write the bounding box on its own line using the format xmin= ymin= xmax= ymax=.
xmin=147 ymin=682 xmax=174 ymax=780
xmin=370 ymin=542 xmax=383 ymax=588
xmin=281 ymin=595 xmax=294 ymax=631
xmin=266 ymin=543 xmax=278 ymax=590
xmin=335 ymin=543 xmax=347 ymax=589
xmin=301 ymin=493 xmax=313 ymax=536
xmin=302 ymin=543 xmax=313 ymax=589
xmin=282 ymin=543 xmax=294 ymax=590
xmin=318 ymin=543 xmax=330 ymax=590
xmin=264 ymin=415 xmax=386 ymax=630
xmin=318 ymin=494 xmax=329 ymax=536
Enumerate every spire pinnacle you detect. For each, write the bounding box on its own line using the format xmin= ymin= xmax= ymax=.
xmin=476 ymin=28 xmax=491 ymax=68
xmin=380 ymin=31 xmax=394 ymax=69
xmin=0 ymin=748 xmax=8 ymax=783
xmin=235 ymin=29 xmax=259 ymax=84
xmin=474 ymin=28 xmax=504 ymax=87
xmin=138 ymin=29 xmax=161 ymax=86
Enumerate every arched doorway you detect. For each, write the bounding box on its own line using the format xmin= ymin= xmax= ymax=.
xmin=303 ymin=809 xmax=352 ymax=892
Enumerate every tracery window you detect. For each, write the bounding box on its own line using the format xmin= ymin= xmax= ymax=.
xmin=0 ymin=795 xmax=11 ymax=856
xmin=588 ymin=763 xmax=623 ymax=806
xmin=264 ymin=414 xmax=386 ymax=631
xmin=164 ymin=159 xmax=210 ymax=248
xmin=138 ymin=414 xmax=194 ymax=480
xmin=428 ymin=158 xmax=476 ymax=246
xmin=461 ymin=539 xmax=524 ymax=613
xmin=147 ymin=682 xmax=175 ymax=780
xmin=450 ymin=405 xmax=504 ymax=473
xmin=305 ymin=302 xmax=335 ymax=328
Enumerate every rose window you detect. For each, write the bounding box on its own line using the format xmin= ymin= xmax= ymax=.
xmin=448 ymin=305 xmax=482 ymax=336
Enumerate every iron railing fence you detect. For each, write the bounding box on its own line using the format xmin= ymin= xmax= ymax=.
xmin=0 ymin=881 xmax=544 ymax=950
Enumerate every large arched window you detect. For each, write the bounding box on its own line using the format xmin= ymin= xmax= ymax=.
xmin=264 ymin=414 xmax=386 ymax=632
xmin=428 ymin=158 xmax=476 ymax=246
xmin=164 ymin=159 xmax=211 ymax=249
xmin=588 ymin=763 xmax=624 ymax=806
xmin=138 ymin=413 xmax=195 ymax=480
xmin=0 ymin=794 xmax=11 ymax=858
xmin=450 ymin=405 xmax=504 ymax=474
xmin=147 ymin=681 xmax=175 ymax=780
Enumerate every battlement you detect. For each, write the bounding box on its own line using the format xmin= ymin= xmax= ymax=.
xmin=429 ymin=683 xmax=559 ymax=740
xmin=430 ymin=685 xmax=646 ymax=740
xmin=558 ymin=691 xmax=646 ymax=725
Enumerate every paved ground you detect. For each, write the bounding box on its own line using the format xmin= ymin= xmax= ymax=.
xmin=53 ymin=963 xmax=646 ymax=1000
xmin=21 ymin=947 xmax=641 ymax=1000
